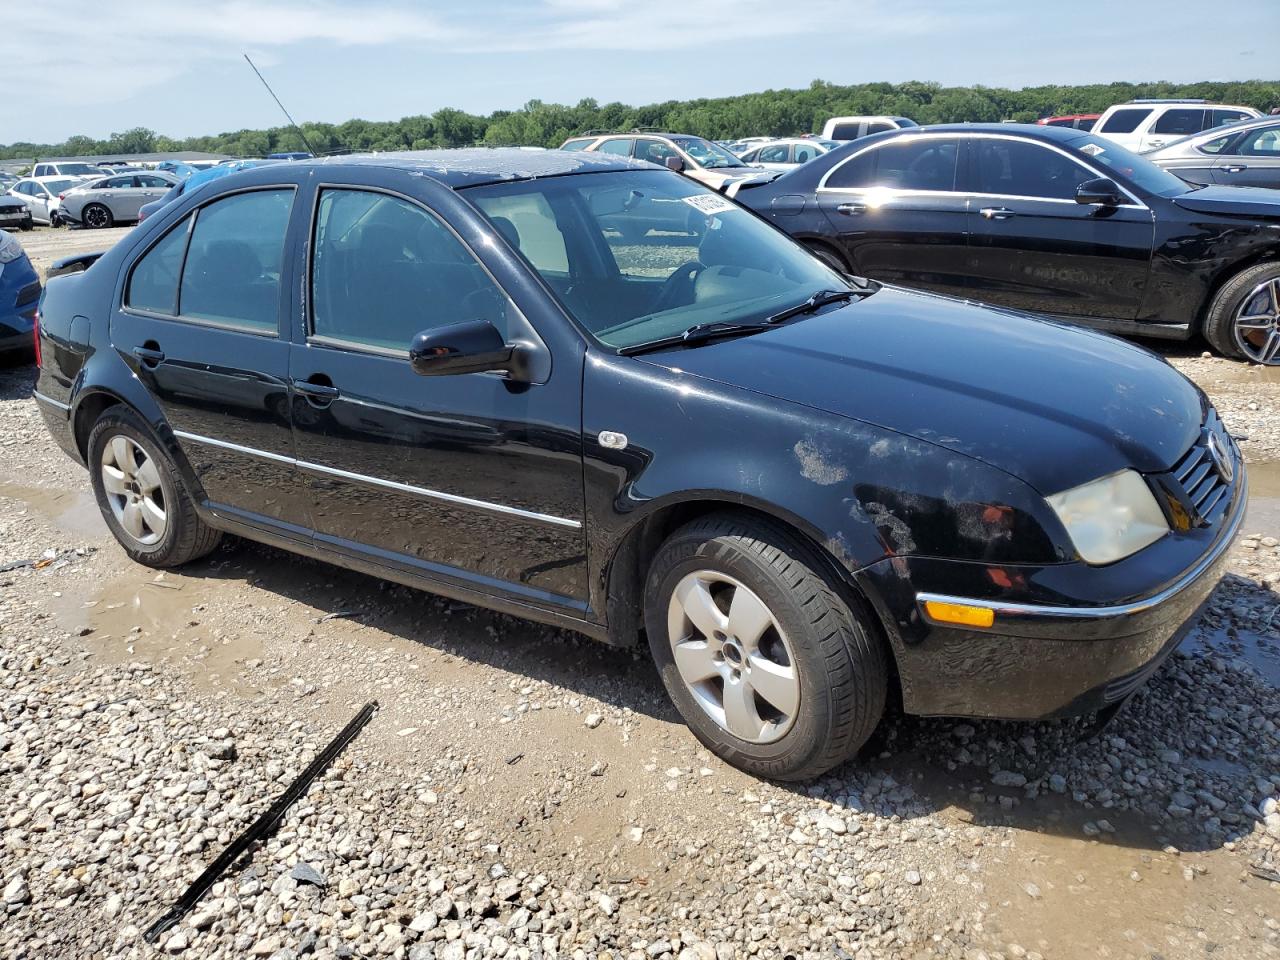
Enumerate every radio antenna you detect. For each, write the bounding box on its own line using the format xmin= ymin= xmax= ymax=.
xmin=244 ymin=53 xmax=317 ymax=155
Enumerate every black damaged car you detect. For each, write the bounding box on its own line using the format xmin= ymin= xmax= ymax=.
xmin=34 ymin=150 xmax=1246 ymax=780
xmin=733 ymin=123 xmax=1280 ymax=366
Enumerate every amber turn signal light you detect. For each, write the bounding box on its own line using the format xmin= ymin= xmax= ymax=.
xmin=924 ymin=600 xmax=995 ymax=628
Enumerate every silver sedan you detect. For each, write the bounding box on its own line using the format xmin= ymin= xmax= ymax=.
xmin=1145 ymin=115 xmax=1280 ymax=190
xmin=60 ymin=172 xmax=180 ymax=229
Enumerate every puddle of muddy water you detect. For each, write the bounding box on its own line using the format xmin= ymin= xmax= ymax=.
xmin=0 ymin=478 xmax=105 ymax=538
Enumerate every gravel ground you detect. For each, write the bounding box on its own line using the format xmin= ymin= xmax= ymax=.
xmin=2 ymin=228 xmax=1280 ymax=959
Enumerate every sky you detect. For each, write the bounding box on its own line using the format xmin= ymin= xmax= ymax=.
xmin=0 ymin=0 xmax=1275 ymax=145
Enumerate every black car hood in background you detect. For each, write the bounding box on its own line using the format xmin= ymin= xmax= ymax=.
xmin=639 ymin=287 xmax=1204 ymax=494
xmin=1171 ymin=185 xmax=1280 ymax=219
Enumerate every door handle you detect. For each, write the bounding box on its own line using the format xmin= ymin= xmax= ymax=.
xmin=132 ymin=345 xmax=165 ymax=367
xmin=293 ymin=378 xmax=340 ymax=405
xmin=980 ymin=206 xmax=1016 ymax=220
xmin=836 ymin=202 xmax=867 ymax=216
xmin=1222 ymin=164 xmax=1248 ymax=173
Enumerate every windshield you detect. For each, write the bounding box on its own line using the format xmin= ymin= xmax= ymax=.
xmin=671 ymin=137 xmax=746 ymax=169
xmin=465 ymin=170 xmax=854 ymax=351
xmin=57 ymin=163 xmax=104 ymax=176
xmin=44 ymin=178 xmax=79 ymax=194
xmin=1071 ymin=134 xmax=1191 ymax=197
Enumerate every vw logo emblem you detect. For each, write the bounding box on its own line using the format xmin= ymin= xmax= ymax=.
xmin=1207 ymin=431 xmax=1234 ymax=484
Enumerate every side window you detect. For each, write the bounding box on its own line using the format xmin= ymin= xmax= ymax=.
xmin=634 ymin=140 xmax=676 ymax=165
xmin=1211 ymin=110 xmax=1248 ymax=127
xmin=597 ymin=138 xmax=634 ymax=156
xmin=758 ymin=144 xmax=790 ymax=163
xmin=1241 ymin=126 xmax=1280 ymax=156
xmin=829 ymin=121 xmax=862 ymax=140
xmin=739 ymin=148 xmax=759 ymax=163
xmin=793 ymin=143 xmax=820 ymax=163
xmin=1152 ymin=109 xmax=1205 ymax=136
xmin=33 ymin=165 xmax=48 ymax=178
xmin=179 ymin=190 xmax=293 ymax=333
xmin=138 ymin=175 xmax=171 ymax=188
xmin=107 ymin=176 xmax=136 ymax=189
xmin=973 ymin=139 xmax=1092 ymax=200
xmin=127 ymin=215 xmax=192 ymax=316
xmin=866 ymin=121 xmax=894 ymax=134
xmin=311 ymin=189 xmax=510 ymax=351
xmin=1199 ymin=134 xmax=1233 ymax=155
xmin=826 ymin=138 xmax=958 ymax=192
xmin=560 ymin=138 xmax=593 ymax=151
xmin=1100 ymin=108 xmax=1152 ymax=134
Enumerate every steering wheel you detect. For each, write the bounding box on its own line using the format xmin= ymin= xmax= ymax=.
xmin=651 ymin=260 xmax=705 ymax=315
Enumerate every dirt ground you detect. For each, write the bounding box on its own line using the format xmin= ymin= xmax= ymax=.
xmin=2 ymin=224 xmax=1280 ymax=960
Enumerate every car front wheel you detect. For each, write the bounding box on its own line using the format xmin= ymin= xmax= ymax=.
xmin=1204 ymin=262 xmax=1280 ymax=365
xmin=83 ymin=203 xmax=113 ymax=229
xmin=644 ymin=513 xmax=887 ymax=780
xmin=87 ymin=408 xmax=222 ymax=567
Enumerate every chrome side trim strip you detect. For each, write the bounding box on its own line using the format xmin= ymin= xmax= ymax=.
xmin=32 ymin=390 xmax=70 ymax=412
xmin=172 ymin=429 xmax=582 ymax=530
xmin=918 ymin=471 xmax=1246 ymax=624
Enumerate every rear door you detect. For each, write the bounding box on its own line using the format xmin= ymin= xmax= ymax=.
xmin=1140 ymin=107 xmax=1205 ymax=153
xmin=814 ymin=134 xmax=969 ymax=296
xmin=962 ymin=135 xmax=1155 ymax=320
xmin=112 ymin=184 xmax=311 ymax=535
xmin=287 ymin=174 xmax=588 ymax=610
xmin=99 ymin=175 xmax=144 ymax=220
xmin=1211 ymin=122 xmax=1280 ymax=189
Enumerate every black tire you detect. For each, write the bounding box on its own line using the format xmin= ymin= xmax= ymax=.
xmin=1203 ymin=261 xmax=1280 ymax=364
xmin=19 ymin=217 xmax=32 ymax=232
xmin=87 ymin=408 xmax=221 ymax=568
xmin=805 ymin=242 xmax=848 ymax=274
xmin=82 ymin=203 xmax=113 ymax=230
xmin=644 ymin=513 xmax=887 ymax=781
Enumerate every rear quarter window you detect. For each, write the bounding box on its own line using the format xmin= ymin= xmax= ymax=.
xmin=126 ymin=215 xmax=192 ymax=316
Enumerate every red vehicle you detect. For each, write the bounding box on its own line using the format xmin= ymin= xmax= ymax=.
xmin=1037 ymin=114 xmax=1101 ymax=131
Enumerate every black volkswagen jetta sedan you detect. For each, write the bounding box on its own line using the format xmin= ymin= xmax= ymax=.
xmin=33 ymin=150 xmax=1246 ymax=780
xmin=733 ymin=123 xmax=1280 ymax=366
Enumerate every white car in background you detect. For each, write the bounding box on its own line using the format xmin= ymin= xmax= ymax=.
xmin=7 ymin=176 xmax=89 ymax=226
xmin=736 ymin=138 xmax=839 ymax=170
xmin=31 ymin=161 xmax=109 ymax=179
xmin=820 ymin=115 xmax=917 ymax=142
xmin=726 ymin=137 xmax=773 ymax=155
xmin=1092 ymin=99 xmax=1261 ymax=153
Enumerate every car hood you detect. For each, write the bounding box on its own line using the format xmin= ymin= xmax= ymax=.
xmin=636 ymin=286 xmax=1204 ymax=494
xmin=1171 ymin=185 xmax=1280 ymax=218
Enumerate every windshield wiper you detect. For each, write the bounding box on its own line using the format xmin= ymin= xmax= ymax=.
xmin=765 ymin=288 xmax=859 ymax=324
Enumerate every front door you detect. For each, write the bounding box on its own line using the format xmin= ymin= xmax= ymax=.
xmin=962 ymin=136 xmax=1155 ymax=320
xmin=112 ymin=186 xmax=311 ymax=535
xmin=814 ymin=134 xmax=970 ymax=296
xmin=1212 ymin=122 xmax=1280 ymax=190
xmin=287 ymin=180 xmax=588 ymax=610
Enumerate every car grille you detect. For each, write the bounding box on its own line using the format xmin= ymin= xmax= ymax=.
xmin=14 ymin=281 xmax=40 ymax=308
xmin=1158 ymin=408 xmax=1238 ymax=529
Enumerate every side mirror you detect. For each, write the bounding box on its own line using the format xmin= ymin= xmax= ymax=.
xmin=410 ymin=319 xmax=520 ymax=378
xmin=664 ymin=156 xmax=686 ymax=173
xmin=1075 ymin=177 xmax=1125 ymax=206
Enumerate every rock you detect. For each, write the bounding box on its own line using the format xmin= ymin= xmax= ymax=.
xmin=992 ymin=770 xmax=1028 ymax=788
xmin=905 ymin=870 xmax=922 ymax=885
xmin=1023 ymin=882 xmax=1042 ymax=899
xmin=584 ymin=713 xmax=603 ymax=729
xmin=596 ymin=893 xmax=617 ymax=916
xmin=4 ymin=874 xmax=30 ymax=905
xmin=409 ymin=911 xmax=438 ymax=934
xmin=589 ymin=760 xmax=609 ymax=776
xmin=290 ymin=862 xmax=327 ymax=887
xmin=165 ymin=930 xmax=189 ymax=953
xmin=1048 ymin=774 xmax=1067 ymax=794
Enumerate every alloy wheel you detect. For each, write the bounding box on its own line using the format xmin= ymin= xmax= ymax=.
xmin=100 ymin=436 xmax=167 ymax=545
xmin=85 ymin=205 xmax=109 ymax=229
xmin=1233 ymin=277 xmax=1280 ymax=364
xmin=666 ymin=570 xmax=800 ymax=744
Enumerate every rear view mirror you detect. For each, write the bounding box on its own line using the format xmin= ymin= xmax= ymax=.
xmin=1075 ymin=177 xmax=1125 ymax=206
xmin=664 ymin=156 xmax=686 ymax=173
xmin=410 ymin=319 xmax=524 ymax=379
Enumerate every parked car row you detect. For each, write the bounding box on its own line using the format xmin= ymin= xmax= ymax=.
xmin=31 ymin=149 xmax=1248 ymax=779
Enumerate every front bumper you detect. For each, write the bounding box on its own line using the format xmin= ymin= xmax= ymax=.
xmin=0 ymin=209 xmax=29 ymax=229
xmin=857 ymin=464 xmax=1247 ymax=720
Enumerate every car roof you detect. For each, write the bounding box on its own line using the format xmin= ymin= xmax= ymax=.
xmin=910 ymin=122 xmax=1091 ymax=143
xmin=286 ymin=147 xmax=652 ymax=188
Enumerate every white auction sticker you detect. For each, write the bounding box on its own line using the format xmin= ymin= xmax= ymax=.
xmin=682 ymin=194 xmax=737 ymax=216
xmin=1079 ymin=143 xmax=1105 ymax=157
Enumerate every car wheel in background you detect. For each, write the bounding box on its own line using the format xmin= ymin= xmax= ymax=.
xmin=83 ymin=203 xmax=113 ymax=229
xmin=87 ymin=407 xmax=222 ymax=567
xmin=644 ymin=513 xmax=887 ymax=780
xmin=1204 ymin=261 xmax=1280 ymax=365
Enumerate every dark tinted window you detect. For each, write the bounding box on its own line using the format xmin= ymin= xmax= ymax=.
xmin=634 ymin=139 xmax=677 ymax=165
xmin=829 ymin=121 xmax=861 ymax=140
xmin=1152 ymin=109 xmax=1205 ymax=135
xmin=1100 ymin=108 xmax=1151 ymax=133
xmin=758 ymin=143 xmax=790 ymax=163
xmin=1076 ymin=117 xmax=1097 ymax=131
xmin=866 ymin=121 xmax=895 ymax=134
xmin=311 ymin=189 xmax=509 ymax=351
xmin=137 ymin=174 xmax=172 ymax=187
xmin=972 ymin=139 xmax=1092 ymax=200
xmin=1211 ymin=109 xmax=1249 ymax=127
xmin=597 ymin=138 xmax=633 ymax=156
xmin=178 ymin=190 xmax=293 ymax=333
xmin=1046 ymin=118 xmax=1073 ymax=127
xmin=127 ymin=215 xmax=192 ymax=315
xmin=106 ymin=176 xmax=136 ymax=189
xmin=826 ymin=137 xmax=959 ymax=192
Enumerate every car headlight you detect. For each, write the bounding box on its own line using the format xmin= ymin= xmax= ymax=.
xmin=1045 ymin=469 xmax=1169 ymax=565
xmin=0 ymin=230 xmax=24 ymax=264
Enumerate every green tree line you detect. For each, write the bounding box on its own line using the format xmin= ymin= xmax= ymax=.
xmin=4 ymin=79 xmax=1278 ymax=161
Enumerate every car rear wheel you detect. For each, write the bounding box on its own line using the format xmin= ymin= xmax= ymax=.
xmin=644 ymin=513 xmax=887 ymax=780
xmin=1204 ymin=262 xmax=1280 ymax=365
xmin=83 ymin=204 xmax=113 ymax=230
xmin=87 ymin=408 xmax=222 ymax=567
